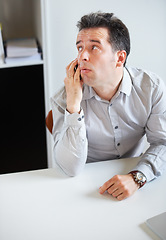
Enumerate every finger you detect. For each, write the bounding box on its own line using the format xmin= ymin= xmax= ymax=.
xmin=64 ymin=77 xmax=67 ymax=85
xmin=66 ymin=59 xmax=78 ymax=78
xmin=74 ymin=66 xmax=81 ymax=82
xmin=116 ymin=190 xmax=133 ymax=201
xmin=111 ymin=188 xmax=123 ymax=198
xmin=73 ymin=65 xmax=84 ymax=88
xmin=66 ymin=59 xmax=77 ymax=71
xmin=99 ymin=179 xmax=114 ymax=194
xmin=116 ymin=193 xmax=125 ymax=201
xmin=107 ymin=185 xmax=118 ymax=195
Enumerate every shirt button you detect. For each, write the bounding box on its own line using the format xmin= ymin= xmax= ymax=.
xmin=115 ymin=126 xmax=118 ymax=129
xmin=78 ymin=117 xmax=82 ymax=121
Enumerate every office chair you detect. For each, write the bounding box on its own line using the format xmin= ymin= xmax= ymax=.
xmin=45 ymin=110 xmax=53 ymax=134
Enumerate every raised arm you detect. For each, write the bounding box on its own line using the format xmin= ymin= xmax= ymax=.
xmin=51 ymin=59 xmax=88 ymax=176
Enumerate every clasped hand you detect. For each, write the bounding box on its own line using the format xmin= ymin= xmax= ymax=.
xmin=99 ymin=174 xmax=139 ymax=201
xmin=64 ymin=59 xmax=83 ymax=114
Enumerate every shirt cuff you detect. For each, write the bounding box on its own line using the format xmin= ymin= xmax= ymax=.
xmin=131 ymin=163 xmax=156 ymax=182
xmin=64 ymin=108 xmax=85 ymax=127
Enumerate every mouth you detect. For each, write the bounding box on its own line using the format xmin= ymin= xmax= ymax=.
xmin=80 ymin=67 xmax=92 ymax=74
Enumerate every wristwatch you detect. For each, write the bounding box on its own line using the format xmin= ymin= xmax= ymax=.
xmin=129 ymin=171 xmax=147 ymax=188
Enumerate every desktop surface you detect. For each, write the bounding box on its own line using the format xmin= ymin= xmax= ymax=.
xmin=0 ymin=157 xmax=165 ymax=240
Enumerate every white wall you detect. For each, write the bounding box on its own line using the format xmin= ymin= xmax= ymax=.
xmin=43 ymin=0 xmax=166 ymax=167
xmin=45 ymin=0 xmax=166 ymax=101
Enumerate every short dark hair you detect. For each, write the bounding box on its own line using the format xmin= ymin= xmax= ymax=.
xmin=77 ymin=12 xmax=130 ymax=66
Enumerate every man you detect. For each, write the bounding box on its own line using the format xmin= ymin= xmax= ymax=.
xmin=51 ymin=12 xmax=166 ymax=200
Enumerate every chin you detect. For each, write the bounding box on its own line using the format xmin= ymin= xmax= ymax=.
xmin=82 ymin=75 xmax=92 ymax=83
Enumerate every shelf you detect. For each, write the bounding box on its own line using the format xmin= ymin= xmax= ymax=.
xmin=0 ymin=65 xmax=48 ymax=174
xmin=0 ymin=59 xmax=44 ymax=69
xmin=0 ymin=0 xmax=49 ymax=173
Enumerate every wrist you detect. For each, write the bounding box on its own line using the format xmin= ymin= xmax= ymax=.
xmin=66 ymin=104 xmax=81 ymax=114
xmin=128 ymin=171 xmax=147 ymax=188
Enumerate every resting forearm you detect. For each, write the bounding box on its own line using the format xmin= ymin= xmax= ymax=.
xmin=132 ymin=143 xmax=166 ymax=182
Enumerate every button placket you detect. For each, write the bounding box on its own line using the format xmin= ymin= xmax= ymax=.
xmin=108 ymin=105 xmax=122 ymax=157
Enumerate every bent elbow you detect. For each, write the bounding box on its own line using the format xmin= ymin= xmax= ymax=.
xmin=54 ymin=140 xmax=87 ymax=177
xmin=56 ymin=160 xmax=84 ymax=177
xmin=66 ymin=167 xmax=83 ymax=177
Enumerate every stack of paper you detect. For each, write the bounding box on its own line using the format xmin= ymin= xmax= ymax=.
xmin=0 ymin=26 xmax=5 ymax=65
xmin=5 ymin=38 xmax=42 ymax=64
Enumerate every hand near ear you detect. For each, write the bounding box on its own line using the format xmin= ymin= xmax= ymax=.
xmin=65 ymin=59 xmax=83 ymax=114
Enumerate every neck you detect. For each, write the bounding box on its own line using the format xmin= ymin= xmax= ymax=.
xmin=93 ymin=69 xmax=123 ymax=101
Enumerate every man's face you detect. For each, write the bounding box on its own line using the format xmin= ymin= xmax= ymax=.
xmin=76 ymin=27 xmax=118 ymax=88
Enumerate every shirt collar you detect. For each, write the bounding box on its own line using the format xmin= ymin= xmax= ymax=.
xmin=82 ymin=85 xmax=97 ymax=100
xmin=82 ymin=67 xmax=132 ymax=100
xmin=119 ymin=67 xmax=132 ymax=96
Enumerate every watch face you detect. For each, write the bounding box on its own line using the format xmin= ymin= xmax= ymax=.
xmin=137 ymin=172 xmax=143 ymax=181
xmin=131 ymin=171 xmax=147 ymax=187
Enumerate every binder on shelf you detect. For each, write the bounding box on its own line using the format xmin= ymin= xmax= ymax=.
xmin=6 ymin=38 xmax=38 ymax=57
xmin=0 ymin=24 xmax=5 ymax=65
xmin=5 ymin=52 xmax=41 ymax=64
xmin=5 ymin=38 xmax=42 ymax=65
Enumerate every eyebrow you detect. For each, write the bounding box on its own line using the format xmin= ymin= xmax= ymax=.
xmin=76 ymin=39 xmax=102 ymax=45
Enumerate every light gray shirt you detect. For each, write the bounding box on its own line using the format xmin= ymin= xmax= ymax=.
xmin=51 ymin=67 xmax=166 ymax=182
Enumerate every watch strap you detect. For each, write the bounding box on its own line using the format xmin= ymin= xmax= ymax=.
xmin=129 ymin=170 xmax=147 ymax=188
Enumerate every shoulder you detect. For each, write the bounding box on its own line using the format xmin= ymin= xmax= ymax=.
xmin=126 ymin=66 xmax=165 ymax=89
xmin=126 ymin=67 xmax=163 ymax=86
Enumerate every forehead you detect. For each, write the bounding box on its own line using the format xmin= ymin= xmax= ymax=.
xmin=76 ymin=27 xmax=109 ymax=44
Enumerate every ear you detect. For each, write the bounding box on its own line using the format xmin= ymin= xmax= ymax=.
xmin=116 ymin=50 xmax=127 ymax=67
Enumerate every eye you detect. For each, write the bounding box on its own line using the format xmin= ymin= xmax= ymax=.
xmin=92 ymin=45 xmax=98 ymax=50
xmin=77 ymin=46 xmax=82 ymax=52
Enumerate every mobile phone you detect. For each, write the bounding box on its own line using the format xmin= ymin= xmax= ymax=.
xmin=74 ymin=64 xmax=82 ymax=80
xmin=74 ymin=64 xmax=78 ymax=73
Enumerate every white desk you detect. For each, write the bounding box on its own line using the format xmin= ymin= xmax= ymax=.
xmin=0 ymin=158 xmax=165 ymax=240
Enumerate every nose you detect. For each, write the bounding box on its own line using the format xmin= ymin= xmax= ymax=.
xmin=78 ymin=49 xmax=89 ymax=62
